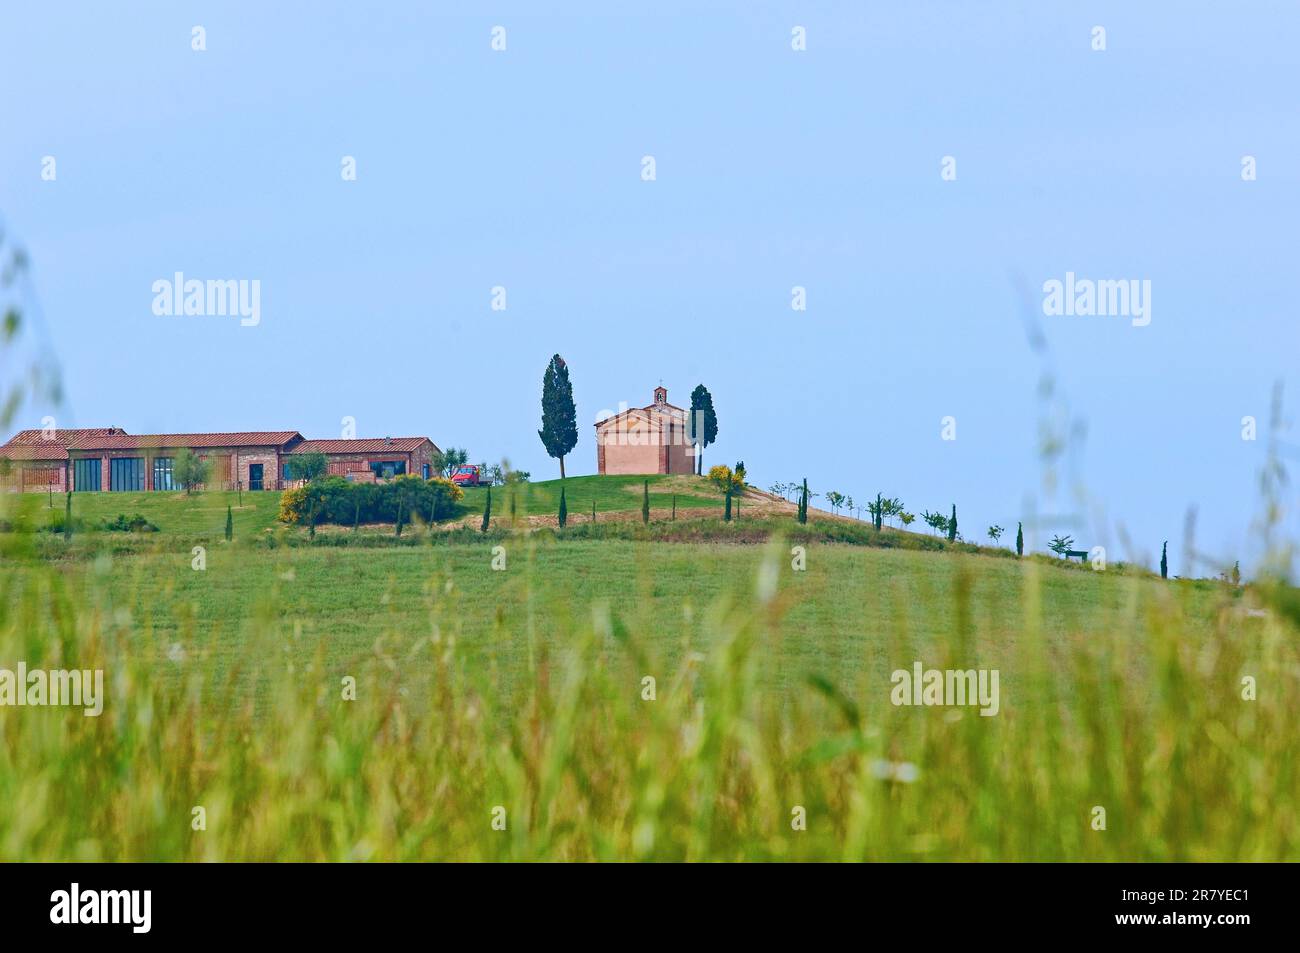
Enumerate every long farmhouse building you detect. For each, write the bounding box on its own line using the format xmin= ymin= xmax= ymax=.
xmin=0 ymin=428 xmax=439 ymax=493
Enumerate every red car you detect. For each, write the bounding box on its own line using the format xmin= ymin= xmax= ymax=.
xmin=450 ymin=465 xmax=487 ymax=488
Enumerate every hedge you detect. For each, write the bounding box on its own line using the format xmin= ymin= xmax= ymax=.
xmin=278 ymin=475 xmax=463 ymax=527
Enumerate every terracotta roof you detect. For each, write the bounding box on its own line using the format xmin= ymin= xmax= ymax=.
xmin=0 ymin=428 xmax=128 ymax=460
xmin=69 ymin=432 xmax=303 ymax=451
xmin=3 ymin=429 xmax=441 ymax=457
xmin=0 ymin=443 xmax=69 ymax=461
xmin=291 ymin=437 xmax=434 ymax=454
xmin=593 ymin=403 xmax=688 ymax=427
xmin=4 ymin=427 xmax=127 ymax=446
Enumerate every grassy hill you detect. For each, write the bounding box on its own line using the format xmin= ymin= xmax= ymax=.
xmin=1 ymin=483 xmax=1296 ymax=862
xmin=458 ymin=473 xmax=724 ymax=520
xmin=8 ymin=474 xmax=729 ymax=537
xmin=20 ymin=539 xmax=1200 ymax=699
xmin=15 ymin=487 xmax=283 ymax=536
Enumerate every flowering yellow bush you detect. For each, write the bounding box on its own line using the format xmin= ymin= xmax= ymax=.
xmin=278 ymin=485 xmax=309 ymax=523
xmin=428 ymin=476 xmax=464 ymax=503
xmin=708 ymin=465 xmax=744 ymax=494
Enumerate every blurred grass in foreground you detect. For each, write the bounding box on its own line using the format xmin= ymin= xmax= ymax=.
xmin=0 ymin=507 xmax=1295 ymax=861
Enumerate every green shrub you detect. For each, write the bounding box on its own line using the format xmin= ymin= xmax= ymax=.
xmin=40 ymin=512 xmax=157 ymax=534
xmin=99 ymin=513 xmax=159 ymax=533
xmin=279 ymin=475 xmax=463 ymax=527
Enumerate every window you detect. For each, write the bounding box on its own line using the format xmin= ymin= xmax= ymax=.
xmin=110 ymin=457 xmax=145 ymax=491
xmin=73 ymin=458 xmax=102 ymax=492
xmin=369 ymin=460 xmax=406 ymax=479
xmin=152 ymin=457 xmax=174 ymax=491
xmin=422 ymin=463 xmax=430 ymax=479
xmin=282 ymin=462 xmax=292 ymax=480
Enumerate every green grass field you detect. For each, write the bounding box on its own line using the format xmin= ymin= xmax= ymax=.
xmin=20 ymin=486 xmax=284 ymax=536
xmin=7 ymin=474 xmax=725 ymax=538
xmin=1 ymin=485 xmax=1296 ymax=861
xmin=12 ymin=539 xmax=1205 ymax=705
xmin=458 ymin=473 xmax=723 ymax=518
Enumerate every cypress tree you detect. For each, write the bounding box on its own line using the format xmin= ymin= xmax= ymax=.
xmin=537 ymin=354 xmax=578 ymax=479
xmin=798 ymin=478 xmax=808 ymax=524
xmin=225 ymin=505 xmax=233 ymax=541
xmin=948 ymin=504 xmax=957 ymax=543
xmin=509 ymin=491 xmax=516 ymax=524
xmin=481 ymin=486 xmax=492 ymax=532
xmin=1016 ymin=521 xmax=1023 ymax=556
xmin=875 ymin=492 xmax=883 ymax=532
xmin=63 ymin=491 xmax=72 ymax=542
xmin=724 ymin=485 xmax=732 ymax=522
xmin=687 ymin=384 xmax=719 ymax=476
xmin=1160 ymin=541 xmax=1168 ymax=579
xmin=642 ymin=480 xmax=650 ymax=524
xmin=558 ymin=486 xmax=567 ymax=529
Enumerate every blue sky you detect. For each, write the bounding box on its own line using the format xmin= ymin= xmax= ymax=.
xmin=3 ymin=2 xmax=1298 ymax=575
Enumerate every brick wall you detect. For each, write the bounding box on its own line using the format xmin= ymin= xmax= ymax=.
xmin=57 ymin=439 xmax=440 ymax=491
xmin=0 ymin=461 xmax=67 ymax=493
xmin=411 ymin=442 xmax=435 ymax=479
xmin=233 ymin=451 xmax=279 ymax=490
xmin=597 ymin=437 xmax=662 ymax=475
xmin=68 ymin=446 xmax=290 ymax=492
xmin=324 ymin=453 xmax=411 ymax=478
xmin=597 ymin=414 xmax=694 ymax=476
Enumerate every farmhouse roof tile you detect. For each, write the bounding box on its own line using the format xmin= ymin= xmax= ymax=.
xmin=68 ymin=432 xmax=304 ymax=451
xmin=0 ymin=428 xmax=129 ymax=460
xmin=0 ymin=444 xmax=71 ymax=461
xmin=291 ymin=438 xmax=433 ymax=454
xmin=3 ymin=429 xmax=440 ymax=460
